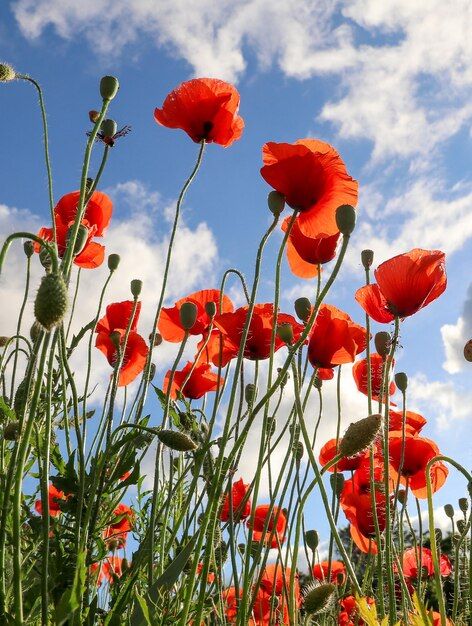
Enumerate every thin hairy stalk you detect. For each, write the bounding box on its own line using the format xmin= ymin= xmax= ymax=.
xmin=65 ymin=268 xmax=82 ymax=340
xmin=0 ymin=232 xmax=58 ymax=275
xmin=9 ymin=256 xmax=32 ymax=400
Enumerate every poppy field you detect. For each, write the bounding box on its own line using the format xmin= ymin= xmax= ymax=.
xmin=0 ymin=63 xmax=471 ymax=626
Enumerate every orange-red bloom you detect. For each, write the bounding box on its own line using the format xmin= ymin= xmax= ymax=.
xmin=352 ymin=353 xmax=395 ymax=403
xmin=248 ymin=505 xmax=287 ymax=548
xmin=260 ymin=139 xmax=358 ymax=237
xmin=196 ymin=562 xmax=216 ymax=584
xmin=90 ymin=556 xmax=123 ymax=586
xmin=319 ymin=438 xmax=368 ymax=473
xmin=400 ymin=547 xmax=452 ymax=580
xmin=281 ymin=216 xmax=340 ymax=279
xmin=154 ymin=78 xmax=244 ymax=146
xmin=258 ymin=563 xmax=301 ymax=624
xmin=339 ymin=596 xmax=375 ymax=626
xmin=220 ymin=478 xmax=251 ymax=522
xmin=313 ymin=560 xmax=346 ymax=585
xmin=34 ymin=484 xmax=66 ymax=517
xmin=159 ymin=289 xmax=234 ymax=343
xmin=104 ymin=503 xmax=134 ymax=548
xmin=307 ymin=304 xmax=367 ymax=379
xmin=355 ymin=249 xmax=446 ymax=323
xmin=163 ymin=361 xmax=223 ymax=400
xmin=340 ymin=476 xmax=386 ymax=554
xmin=388 ymin=433 xmax=448 ymax=498
xmin=389 ymin=409 xmax=426 ymax=435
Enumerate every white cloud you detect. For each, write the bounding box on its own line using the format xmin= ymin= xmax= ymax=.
xmin=441 ymin=283 xmax=472 ymax=374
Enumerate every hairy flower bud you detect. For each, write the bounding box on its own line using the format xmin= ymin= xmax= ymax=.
xmin=267 ymin=190 xmax=285 ymax=216
xmin=0 ymin=336 xmax=9 ymax=348
xmin=151 ymin=333 xmax=162 ymax=347
xmin=101 ymin=118 xmax=117 ymax=137
xmin=335 ymin=204 xmax=356 ymax=236
xmin=0 ymin=63 xmax=16 ymax=82
xmin=205 ymin=301 xmax=217 ymax=318
xmin=339 ymin=414 xmax=382 ymax=458
xmin=130 ymin=279 xmax=142 ymax=297
xmin=30 ymin=321 xmax=42 ymax=344
xmin=108 ymin=253 xmax=120 ymax=271
xmin=245 ymin=383 xmax=257 ymax=404
xmin=304 ymin=529 xmax=319 ymax=551
xmin=179 ymin=302 xmax=198 ymax=331
xmin=361 ymin=249 xmax=374 ymax=269
xmin=13 ymin=378 xmax=32 ymax=417
xmin=294 ymin=297 xmax=311 ymax=322
xmin=374 ymin=331 xmax=391 ymax=358
xmin=23 ymin=241 xmax=34 ymax=258
xmin=330 ymin=473 xmax=345 ymax=497
xmin=293 ymin=441 xmax=304 ymax=461
xmin=100 ymin=75 xmax=120 ymax=101
xmin=463 ymin=339 xmax=472 ymax=362
xmin=443 ymin=504 xmax=454 ymax=518
xmin=157 ymin=429 xmax=197 ymax=452
xmin=4 ymin=421 xmax=20 ymax=441
xmin=277 ymin=322 xmax=293 ymax=345
xmin=394 ymin=372 xmax=408 ymax=392
xmin=458 ymin=497 xmax=468 ymax=513
xmin=34 ymin=273 xmax=68 ymax=331
xmin=67 ymin=224 xmax=89 ymax=256
xmin=303 ymin=583 xmax=336 ymax=614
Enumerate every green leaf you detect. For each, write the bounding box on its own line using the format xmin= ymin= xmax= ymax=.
xmin=150 ymin=534 xmax=198 ymax=598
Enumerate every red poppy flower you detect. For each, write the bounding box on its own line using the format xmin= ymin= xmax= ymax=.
xmin=34 ymin=484 xmax=66 ymax=517
xmin=163 ymin=361 xmax=223 ymax=400
xmin=196 ymin=562 xmax=215 ymax=584
xmin=37 ymin=220 xmax=105 ymax=269
xmin=220 ymin=478 xmax=251 ymax=522
xmin=340 ymin=478 xmax=386 ymax=554
xmin=90 ymin=556 xmax=123 ymax=586
xmin=430 ymin=612 xmax=453 ymax=626
xmin=355 ymin=249 xmax=447 ymax=323
xmin=96 ymin=301 xmax=142 ymax=335
xmin=339 ymin=596 xmax=375 ymax=626
xmin=400 ymin=547 xmax=452 ymax=580
xmin=248 ymin=505 xmax=287 ymax=548
xmin=260 ymin=139 xmax=358 ymax=237
xmin=154 ymin=78 xmax=244 ymax=146
xmin=223 ymin=587 xmax=242 ymax=623
xmin=95 ymin=330 xmax=148 ymax=387
xmin=104 ymin=503 xmax=134 ymax=548
xmin=389 ymin=409 xmax=427 ymax=435
xmin=352 ymin=353 xmax=395 ymax=403
xmin=281 ymin=216 xmax=341 ymax=279
xmin=319 ymin=438 xmax=368 ymax=473
xmin=159 ymin=289 xmax=234 ymax=343
xmin=258 ymin=563 xmax=301 ymax=624
xmin=388 ymin=433 xmax=448 ymax=498
xmin=313 ymin=560 xmax=346 ymax=585
xmin=307 ymin=304 xmax=367 ymax=377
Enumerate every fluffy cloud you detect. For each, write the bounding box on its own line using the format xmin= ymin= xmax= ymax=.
xmin=441 ymin=283 xmax=472 ymax=374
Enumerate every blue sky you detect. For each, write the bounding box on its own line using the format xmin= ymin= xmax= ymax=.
xmin=1 ymin=0 xmax=471 ymax=543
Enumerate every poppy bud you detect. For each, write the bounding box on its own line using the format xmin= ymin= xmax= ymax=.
xmin=0 ymin=63 xmax=16 ymax=82
xmin=277 ymin=322 xmax=293 ymax=345
xmin=304 ymin=529 xmax=319 ymax=551
xmin=397 ymin=489 xmax=408 ymax=505
xmin=101 ymin=118 xmax=117 ymax=138
xmin=434 ymin=528 xmax=443 ymax=543
xmin=457 ymin=519 xmax=466 ymax=534
xmin=34 ymin=273 xmax=69 ymax=331
xmin=335 ymin=204 xmax=356 ymax=236
xmin=13 ymin=378 xmax=32 ymax=417
xmin=179 ymin=302 xmax=198 ymax=331
xmin=23 ymin=241 xmax=34 ymax=258
xmin=205 ymin=301 xmax=217 ymax=318
xmin=303 ymin=583 xmax=336 ymax=614
xmin=89 ymin=110 xmax=100 ymax=123
xmin=100 ymin=75 xmax=120 ymax=101
xmin=39 ymin=247 xmax=52 ymax=270
xmin=266 ymin=416 xmax=276 ymax=437
xmin=151 ymin=333 xmax=162 ymax=347
xmin=245 ymin=383 xmax=257 ymax=404
xmin=361 ymin=249 xmax=374 ymax=269
xmin=108 ymin=253 xmax=120 ymax=271
xmin=109 ymin=331 xmax=122 ymax=349
xmin=463 ymin=339 xmax=472 ymax=362
xmin=294 ymin=297 xmax=312 ymax=322
xmin=314 ymin=376 xmax=323 ymax=389
xmin=157 ymin=429 xmax=197 ymax=452
xmin=67 ymin=224 xmax=89 ymax=256
xmin=0 ymin=336 xmax=9 ymax=347
xmin=149 ymin=363 xmax=156 ymax=380
xmin=458 ymin=497 xmax=468 ymax=512
xmin=277 ymin=367 xmax=289 ymax=387
xmin=330 ymin=473 xmax=345 ymax=497
xmin=4 ymin=421 xmax=20 ymax=441
xmin=85 ymin=177 xmax=94 ymax=193
xmin=444 ymin=504 xmax=454 ymax=518
xmin=267 ymin=190 xmax=285 ymax=216
xmin=374 ymin=331 xmax=391 ymax=357
xmin=289 ymin=423 xmax=300 ymax=439
xmin=394 ymin=372 xmax=408 ymax=392
xmin=293 ymin=441 xmax=304 ymax=461
xmin=130 ymin=279 xmax=142 ymax=297
xmin=339 ymin=414 xmax=382 ymax=458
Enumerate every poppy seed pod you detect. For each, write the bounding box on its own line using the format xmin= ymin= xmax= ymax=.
xmin=4 ymin=421 xmax=20 ymax=441
xmin=23 ymin=241 xmax=34 ymax=258
xmin=100 ymin=75 xmax=120 ymax=101
xmin=294 ymin=296 xmax=312 ymax=322
xmin=130 ymin=279 xmax=142 ymax=297
xmin=157 ymin=429 xmax=197 ymax=452
xmin=339 ymin=414 xmax=382 ymax=458
xmin=179 ymin=302 xmax=198 ymax=331
xmin=67 ymin=224 xmax=89 ymax=256
xmin=277 ymin=322 xmax=293 ymax=345
xmin=152 ymin=333 xmax=162 ymax=347
xmin=374 ymin=331 xmax=391 ymax=357
xmin=0 ymin=63 xmax=16 ymax=82
xmin=245 ymin=383 xmax=257 ymax=404
xmin=101 ymin=118 xmax=117 ymax=138
xmin=444 ymin=504 xmax=454 ymax=518
xmin=304 ymin=529 xmax=319 ymax=551
xmin=293 ymin=441 xmax=304 ymax=460
xmin=330 ymin=473 xmax=345 ymax=497
xmin=303 ymin=583 xmax=336 ymax=614
xmin=458 ymin=497 xmax=468 ymax=512
xmin=0 ymin=336 xmax=9 ymax=347
xmin=108 ymin=254 xmax=120 ymax=271
xmin=361 ymin=249 xmax=374 ymax=269
xmin=34 ymin=273 xmax=68 ymax=331
xmin=335 ymin=204 xmax=356 ymax=236
xmin=397 ymin=489 xmax=408 ymax=505
xmin=395 ymin=372 xmax=408 ymax=392
xmin=267 ymin=190 xmax=285 ymax=216
xmin=463 ymin=339 xmax=472 ymax=362
xmin=205 ymin=301 xmax=217 ymax=318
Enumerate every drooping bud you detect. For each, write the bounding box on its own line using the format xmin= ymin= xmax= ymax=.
xmin=304 ymin=530 xmax=319 ymax=551
xmin=394 ymin=372 xmax=408 ymax=392
xmin=108 ymin=253 xmax=120 ymax=271
xmin=294 ymin=297 xmax=312 ymax=322
xmin=34 ymin=273 xmax=69 ymax=331
xmin=157 ymin=429 xmax=197 ymax=452
xmin=397 ymin=489 xmax=408 ymax=505
xmin=0 ymin=63 xmax=16 ymax=82
xmin=277 ymin=322 xmax=293 ymax=345
xmin=374 ymin=331 xmax=391 ymax=358
xmin=67 ymin=224 xmax=89 ymax=256
xmin=335 ymin=204 xmax=356 ymax=236
xmin=130 ymin=279 xmax=142 ymax=297
xmin=339 ymin=414 xmax=382 ymax=458
xmin=179 ymin=302 xmax=198 ymax=331
xmin=23 ymin=241 xmax=34 ymax=258
xmin=4 ymin=421 xmax=20 ymax=441
xmin=267 ymin=191 xmax=285 ymax=216
xmin=149 ymin=363 xmax=156 ymax=380
xmin=458 ymin=497 xmax=468 ymax=513
xmin=303 ymin=583 xmax=336 ymax=615
xmin=245 ymin=383 xmax=257 ymax=405
xmin=0 ymin=336 xmax=9 ymax=347
xmin=457 ymin=519 xmax=466 ymax=534
xmin=151 ymin=333 xmax=162 ymax=347
xmin=463 ymin=339 xmax=472 ymax=362
xmin=314 ymin=376 xmax=323 ymax=389
xmin=330 ymin=473 xmax=345 ymax=497
xmin=293 ymin=441 xmax=304 ymax=461
xmin=89 ymin=110 xmax=100 ymax=123
xmin=443 ymin=504 xmax=454 ymax=518
xmin=277 ymin=367 xmax=289 ymax=388
xmin=13 ymin=378 xmax=32 ymax=417
xmin=101 ymin=118 xmax=117 ymax=138
xmin=100 ymin=76 xmax=120 ymax=101
xmin=205 ymin=301 xmax=217 ymax=319
xmin=39 ymin=247 xmax=52 ymax=270
xmin=361 ymin=249 xmax=374 ymax=269
xmin=434 ymin=528 xmax=443 ymax=543
xmin=266 ymin=416 xmax=277 ymax=437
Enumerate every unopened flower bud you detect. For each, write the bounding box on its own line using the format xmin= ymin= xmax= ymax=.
xmin=157 ymin=429 xmax=197 ymax=452
xmin=14 ymin=378 xmax=32 ymax=417
xmin=444 ymin=504 xmax=454 ymax=518
xmin=294 ymin=297 xmax=311 ymax=322
xmin=245 ymin=383 xmax=257 ymax=404
xmin=339 ymin=414 xmax=382 ymax=458
xmin=335 ymin=204 xmax=356 ymax=236
xmin=457 ymin=519 xmax=466 ymax=534
xmin=0 ymin=63 xmax=16 ymax=82
xmin=30 ymin=321 xmax=42 ymax=343
xmin=330 ymin=473 xmax=345 ymax=496
xmin=34 ymin=273 xmax=69 ymax=331
xmin=149 ymin=363 xmax=156 ymax=380
xmin=277 ymin=367 xmax=289 ymax=387
xmin=397 ymin=489 xmax=408 ymax=505
xmin=85 ymin=177 xmax=94 ymax=193
xmin=101 ymin=118 xmax=117 ymax=138
xmin=303 ymin=583 xmax=336 ymax=615
xmin=23 ymin=241 xmax=34 ymax=258
xmin=458 ymin=497 xmax=468 ymax=513
xmin=67 ymin=224 xmax=89 ymax=256
xmin=89 ymin=110 xmax=100 ymax=123
xmin=4 ymin=421 xmax=20 ymax=441
xmin=463 ymin=339 xmax=472 ymax=362
xmin=108 ymin=253 xmax=120 ymax=271
xmin=0 ymin=336 xmax=9 ymax=347
xmin=374 ymin=331 xmax=391 ymax=358
xmin=179 ymin=302 xmax=198 ymax=331
xmin=394 ymin=372 xmax=408 ymax=392
xmin=130 ymin=279 xmax=142 ymax=297
xmin=205 ymin=301 xmax=217 ymax=318
xmin=267 ymin=191 xmax=285 ymax=216
xmin=314 ymin=376 xmax=323 ymax=389
xmin=277 ymin=322 xmax=293 ymax=345
xmin=304 ymin=530 xmax=319 ymax=551
xmin=109 ymin=331 xmax=122 ymax=349
xmin=293 ymin=441 xmax=304 ymax=461
xmin=434 ymin=528 xmax=443 ymax=543
xmin=100 ymin=75 xmax=120 ymax=101
xmin=39 ymin=247 xmax=52 ymax=270
xmin=361 ymin=249 xmax=374 ymax=269
xmin=266 ymin=416 xmax=277 ymax=437
xmin=151 ymin=333 xmax=162 ymax=347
